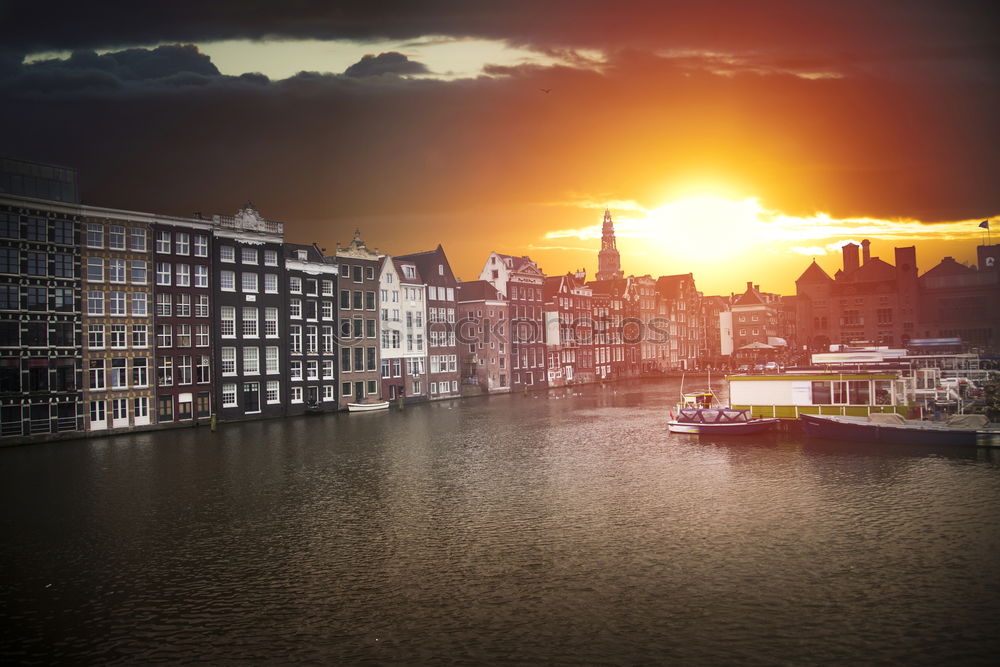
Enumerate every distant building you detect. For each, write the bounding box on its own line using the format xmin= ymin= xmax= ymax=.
xmin=335 ymin=230 xmax=382 ymax=408
xmin=543 ymin=271 xmax=594 ymax=385
xmin=0 ymin=158 xmax=79 ymax=204
xmin=595 ymin=209 xmax=624 ymax=281
xmin=284 ymin=243 xmax=339 ymax=414
xmin=480 ymin=252 xmax=548 ymax=391
xmin=396 ymin=245 xmax=460 ymax=400
xmin=211 ymin=205 xmax=287 ymax=421
xmin=457 ymin=280 xmax=510 ymax=393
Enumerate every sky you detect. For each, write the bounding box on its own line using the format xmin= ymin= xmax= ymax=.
xmin=2 ymin=0 xmax=998 ymax=295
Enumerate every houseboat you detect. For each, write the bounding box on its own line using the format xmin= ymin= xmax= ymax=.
xmin=727 ymin=371 xmax=915 ymax=422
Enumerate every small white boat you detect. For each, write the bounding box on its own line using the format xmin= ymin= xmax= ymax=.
xmin=668 ymin=407 xmax=781 ymax=435
xmin=347 ymin=401 xmax=390 ymax=413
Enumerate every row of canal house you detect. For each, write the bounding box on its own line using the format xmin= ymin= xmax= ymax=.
xmin=2 ymin=186 xmax=719 ymax=443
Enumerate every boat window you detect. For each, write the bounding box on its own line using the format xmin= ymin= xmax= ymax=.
xmin=700 ymin=409 xmax=720 ymax=423
xmin=848 ymin=381 xmax=870 ymax=405
xmin=811 ymin=381 xmax=832 ymax=404
xmin=832 ymin=381 xmax=848 ymax=404
xmin=720 ymin=409 xmax=749 ymax=423
xmin=874 ymin=380 xmax=892 ymax=405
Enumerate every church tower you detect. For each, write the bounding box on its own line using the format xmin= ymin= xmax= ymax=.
xmin=595 ymin=209 xmax=624 ymax=280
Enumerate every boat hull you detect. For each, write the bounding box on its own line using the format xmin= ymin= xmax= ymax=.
xmin=347 ymin=401 xmax=390 ymax=413
xmin=799 ymin=413 xmax=995 ymax=447
xmin=667 ymin=418 xmax=780 ymax=435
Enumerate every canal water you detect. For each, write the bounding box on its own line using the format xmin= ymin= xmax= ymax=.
xmin=2 ymin=378 xmax=999 ymax=665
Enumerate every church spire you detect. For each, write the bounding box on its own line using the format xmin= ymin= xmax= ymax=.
xmin=596 ymin=209 xmax=624 ymax=280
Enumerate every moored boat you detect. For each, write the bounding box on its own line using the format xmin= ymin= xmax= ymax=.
xmin=800 ymin=412 xmax=1000 ymax=447
xmin=347 ymin=400 xmax=390 ymax=413
xmin=668 ymin=406 xmax=781 ymax=435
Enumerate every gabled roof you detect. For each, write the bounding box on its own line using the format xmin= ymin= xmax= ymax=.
xmin=397 ymin=244 xmax=456 ymax=282
xmin=734 ymin=284 xmax=765 ymax=306
xmin=852 ymin=257 xmax=896 ymax=283
xmin=795 ymin=260 xmax=833 ymax=285
xmin=492 ymin=251 xmax=542 ymax=274
xmin=655 ymin=273 xmax=694 ymax=299
xmin=457 ymin=280 xmax=503 ymax=302
xmin=392 ymin=257 xmax=424 ymax=284
xmin=920 ymin=256 xmax=976 ymax=280
xmin=283 ymin=242 xmax=325 ymax=262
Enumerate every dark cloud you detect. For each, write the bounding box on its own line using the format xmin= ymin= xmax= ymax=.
xmin=0 ymin=2 xmax=997 ymax=268
xmin=343 ymin=52 xmax=429 ymax=78
xmin=3 ymin=44 xmax=221 ymax=96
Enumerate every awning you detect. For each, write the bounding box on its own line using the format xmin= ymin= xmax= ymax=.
xmin=767 ymin=337 xmax=787 ymax=347
xmin=738 ymin=341 xmax=775 ymax=350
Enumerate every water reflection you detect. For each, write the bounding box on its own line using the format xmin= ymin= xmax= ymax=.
xmin=2 ymin=378 xmax=999 ymax=664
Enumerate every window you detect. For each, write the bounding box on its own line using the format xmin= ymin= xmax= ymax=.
xmin=131 ymin=292 xmax=147 ymax=316
xmin=290 ymin=386 xmax=303 ymax=403
xmin=322 ymin=360 xmax=334 ymax=379
xmin=155 ymin=230 xmax=171 ymax=253
xmin=322 ymin=302 xmax=333 ymax=320
xmin=222 ymin=383 xmax=237 ymax=407
xmin=176 ymin=294 xmax=191 ymax=317
xmin=241 ymin=247 xmax=258 ymax=264
xmin=264 ymin=273 xmax=278 ymax=293
xmin=195 ymin=294 xmax=209 ymax=318
xmin=156 ymin=263 xmax=171 ymax=286
xmin=156 ymin=293 xmax=172 ymax=317
xmin=341 ymin=382 xmax=352 ymax=397
xmin=89 ymin=359 xmax=105 ymax=390
xmin=52 ymin=220 xmax=74 ymax=245
xmin=156 ymin=324 xmax=172 ymax=348
xmin=220 ymin=245 xmax=235 ymax=262
xmin=109 ymin=324 xmax=126 ymax=349
xmin=26 ymin=251 xmax=47 ymax=276
xmin=109 ymin=225 xmax=126 ymax=250
xmin=176 ymin=263 xmax=190 ymax=287
xmin=0 ymin=284 xmax=16 ymax=310
xmin=242 ymin=307 xmax=258 ymax=337
xmin=132 ymin=358 xmax=148 ymax=387
xmin=221 ymin=348 xmax=236 ymax=375
xmin=289 ymin=298 xmax=302 ymax=318
xmin=322 ymin=326 xmax=334 ymax=353
xmin=366 ymin=267 xmax=375 ymax=280
xmin=129 ymin=227 xmax=146 ymax=252
xmin=220 ymin=270 xmax=235 ymax=291
xmin=290 ymin=360 xmax=302 ymax=380
xmin=0 ymin=248 xmax=19 ymax=274
xmin=289 ymin=276 xmax=302 ymax=293
xmin=110 ymin=358 xmax=127 ymax=389
xmin=194 ymin=264 xmax=208 ymax=288
xmin=52 ymin=253 xmax=73 ymax=278
xmin=352 ymin=265 xmax=362 ymax=283
xmin=108 ymin=291 xmax=126 ymax=316
xmin=243 ymin=347 xmax=260 ymax=375
xmin=306 ymin=326 xmax=318 ymax=353
xmin=241 ymin=272 xmax=258 ymax=293
xmin=381 ymin=359 xmax=391 ymax=378
xmin=340 ymin=290 xmax=350 ymax=309
xmin=90 ymin=400 xmax=107 ymax=426
xmin=264 ymin=249 xmax=278 ymax=266
xmin=130 ymin=260 xmax=147 ymax=284
xmin=365 ymin=291 xmax=376 ymax=310
xmin=323 ymin=385 xmax=335 ymax=401
xmin=264 ymin=307 xmax=278 ymax=337
xmin=307 ymin=360 xmax=319 ymax=380
xmin=175 ymin=232 xmax=190 ymax=255
xmin=26 ymin=286 xmax=46 ymax=311
xmin=88 ymin=325 xmax=105 ymax=349
xmin=86 ymin=257 xmax=104 ymax=282
xmin=193 ymin=234 xmax=208 ymax=257
xmin=86 ymin=223 xmax=103 ymax=248
xmin=290 ymin=325 xmax=302 ymax=354
xmin=266 ymin=380 xmax=280 ymax=404
xmin=220 ymin=307 xmax=236 ymax=337
xmin=265 ymin=347 xmax=279 ymax=374
xmin=322 ymin=280 xmax=334 ymax=296
xmin=195 ymin=325 xmax=210 ymax=347
xmin=131 ymin=324 xmax=148 ymax=348
xmin=197 ymin=355 xmax=210 ymax=383
xmin=176 ymin=324 xmax=191 ymax=347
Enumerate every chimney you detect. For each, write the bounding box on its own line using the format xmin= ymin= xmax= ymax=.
xmin=746 ymin=281 xmax=753 ymax=291
xmin=842 ymin=243 xmax=860 ymax=274
xmin=861 ymin=239 xmax=871 ymax=264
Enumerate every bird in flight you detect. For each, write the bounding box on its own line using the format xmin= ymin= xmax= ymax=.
xmin=540 ymin=88 xmax=552 ymax=93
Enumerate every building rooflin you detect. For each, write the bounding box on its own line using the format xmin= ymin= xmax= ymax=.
xmin=397 ymin=244 xmax=454 ymax=280
xmin=920 ymin=256 xmax=977 ymax=280
xmin=850 ymin=257 xmax=896 ymax=283
xmin=392 ymin=257 xmax=424 ymax=284
xmin=795 ymin=260 xmax=834 ymax=285
xmin=457 ymin=280 xmax=503 ymax=302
